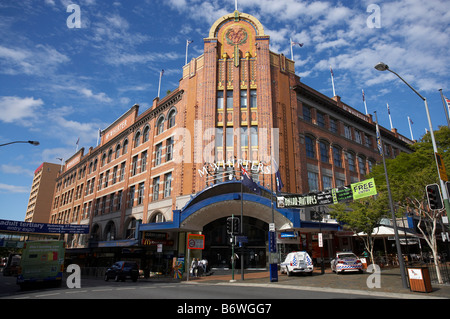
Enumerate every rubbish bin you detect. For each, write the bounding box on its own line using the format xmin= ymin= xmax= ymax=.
xmin=407 ymin=266 xmax=432 ymax=293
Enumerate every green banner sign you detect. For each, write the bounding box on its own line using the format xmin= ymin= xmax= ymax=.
xmin=351 ymin=178 xmax=377 ymax=200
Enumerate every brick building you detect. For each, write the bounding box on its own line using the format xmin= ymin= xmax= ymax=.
xmin=50 ymin=11 xmax=413 ymax=270
xmin=25 ymin=162 xmax=60 ymax=223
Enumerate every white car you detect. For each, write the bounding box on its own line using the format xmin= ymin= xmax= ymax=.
xmin=331 ymin=252 xmax=363 ymax=274
xmin=280 ymin=251 xmax=314 ymax=276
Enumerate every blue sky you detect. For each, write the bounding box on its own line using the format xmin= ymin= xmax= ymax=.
xmin=1 ymin=0 xmax=449 ymax=222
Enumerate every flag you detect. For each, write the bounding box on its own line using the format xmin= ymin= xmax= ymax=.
xmin=409 ymin=117 xmax=413 ymax=125
xmin=376 ymin=123 xmax=383 ymax=156
xmin=445 ymin=97 xmax=450 ymax=114
xmin=160 ymin=69 xmax=164 ymax=76
xmin=387 ymin=103 xmax=393 ymax=129
xmin=272 ymin=158 xmax=284 ymax=192
xmin=187 ymin=40 xmax=194 ymax=45
xmin=330 ymin=66 xmax=334 ymax=77
xmin=291 ymin=41 xmax=304 ymax=47
xmin=241 ymin=165 xmax=261 ymax=195
xmin=76 ymin=137 xmax=80 ymax=146
xmin=362 ymin=89 xmax=365 ymax=102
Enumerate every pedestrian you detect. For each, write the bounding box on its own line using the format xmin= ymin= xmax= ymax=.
xmin=191 ymin=258 xmax=198 ymax=277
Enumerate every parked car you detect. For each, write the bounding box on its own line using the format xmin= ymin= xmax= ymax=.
xmin=331 ymin=252 xmax=363 ymax=274
xmin=280 ymin=251 xmax=314 ymax=276
xmin=104 ymin=261 xmax=139 ymax=282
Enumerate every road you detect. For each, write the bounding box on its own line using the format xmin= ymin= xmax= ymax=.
xmin=1 ymin=274 xmax=377 ymax=300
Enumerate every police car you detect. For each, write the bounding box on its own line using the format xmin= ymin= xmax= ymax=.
xmin=331 ymin=252 xmax=363 ymax=274
xmin=280 ymin=251 xmax=314 ymax=276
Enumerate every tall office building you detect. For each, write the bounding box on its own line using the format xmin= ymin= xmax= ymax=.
xmin=25 ymin=162 xmax=60 ymax=223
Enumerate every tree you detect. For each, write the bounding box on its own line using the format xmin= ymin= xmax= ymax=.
xmin=329 ymin=194 xmax=388 ymax=266
xmin=369 ymin=126 xmax=450 ymax=284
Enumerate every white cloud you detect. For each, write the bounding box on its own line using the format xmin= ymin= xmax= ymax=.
xmin=0 ymin=44 xmax=69 ymax=76
xmin=0 ymin=183 xmax=30 ymax=194
xmin=0 ymin=164 xmax=34 ymax=177
xmin=0 ymin=96 xmax=43 ymax=124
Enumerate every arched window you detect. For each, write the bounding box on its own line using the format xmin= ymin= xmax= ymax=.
xmin=134 ymin=131 xmax=141 ymax=148
xmin=319 ymin=140 xmax=330 ymax=163
xmin=157 ymin=116 xmax=165 ymax=135
xmin=122 ymin=139 xmax=128 ymax=155
xmin=149 ymin=212 xmax=166 ymax=223
xmin=143 ymin=125 xmax=150 ymax=143
xmin=107 ymin=148 xmax=113 ymax=163
xmin=101 ymin=153 xmax=107 ymax=166
xmin=168 ymin=109 xmax=176 ymax=128
xmin=115 ymin=144 xmax=121 ymax=159
xmin=104 ymin=221 xmax=116 ymax=241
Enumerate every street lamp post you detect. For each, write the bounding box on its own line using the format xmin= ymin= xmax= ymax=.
xmin=374 ymin=62 xmax=450 ymax=220
xmin=0 ymin=140 xmax=40 ymax=147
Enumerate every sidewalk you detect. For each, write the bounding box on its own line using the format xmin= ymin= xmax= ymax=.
xmin=183 ymin=267 xmax=450 ymax=299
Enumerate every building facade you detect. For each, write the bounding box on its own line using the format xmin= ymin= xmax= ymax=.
xmin=50 ymin=11 xmax=413 ymax=271
xmin=25 ymin=162 xmax=61 ymax=223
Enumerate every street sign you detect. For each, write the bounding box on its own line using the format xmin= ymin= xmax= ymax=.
xmin=268 ymin=231 xmax=276 ymax=253
xmin=187 ymin=234 xmax=205 ymax=250
xmin=318 ymin=233 xmax=323 ymax=248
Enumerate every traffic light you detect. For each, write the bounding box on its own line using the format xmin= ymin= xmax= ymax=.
xmin=426 ymin=184 xmax=443 ymax=210
xmin=226 ymin=217 xmax=240 ymax=235
xmin=233 ymin=217 xmax=240 ymax=234
xmin=226 ymin=217 xmax=233 ymax=234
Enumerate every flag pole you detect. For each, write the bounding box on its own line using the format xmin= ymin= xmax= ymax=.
xmin=387 ymin=103 xmax=393 ymax=130
xmin=438 ymin=89 xmax=450 ymax=128
xmin=330 ymin=66 xmax=336 ymax=97
xmin=375 ymin=111 xmax=409 ymax=289
xmin=408 ymin=116 xmax=414 ymax=140
xmin=157 ymin=69 xmax=164 ymax=98
xmin=290 ymin=38 xmax=294 ymax=61
xmin=362 ymin=89 xmax=368 ymax=115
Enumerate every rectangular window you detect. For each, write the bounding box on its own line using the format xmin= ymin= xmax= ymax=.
xmin=319 ymin=141 xmax=329 ymax=163
xmin=303 ymin=105 xmax=312 ymax=122
xmin=120 ymin=162 xmax=126 ymax=181
xmin=141 ymin=151 xmax=148 ymax=172
xmin=104 ymin=170 xmax=109 ymax=188
xmin=347 ymin=153 xmax=355 ymax=172
xmin=329 ymin=118 xmax=337 ymax=133
xmin=109 ymin=193 xmax=115 ymax=213
xmin=226 ymin=90 xmax=233 ymax=109
xmin=322 ymin=175 xmax=333 ymax=189
xmin=117 ymin=191 xmax=122 ymax=211
xmin=305 ymin=136 xmax=315 ymax=159
xmin=355 ymin=129 xmax=362 ymax=144
xmin=344 ymin=125 xmax=352 ymax=140
xmin=152 ymin=177 xmax=160 ymax=201
xmin=166 ymin=138 xmax=173 ymax=162
xmin=112 ymin=166 xmax=117 ymax=184
xmin=250 ymin=126 xmax=258 ymax=148
xmin=164 ymin=173 xmax=172 ymax=198
xmin=332 ymin=146 xmax=342 ymax=168
xmin=155 ymin=143 xmax=162 ymax=166
xmin=138 ymin=182 xmax=145 ymax=205
xmin=358 ymin=156 xmax=366 ymax=175
xmin=250 ymin=90 xmax=257 ymax=108
xmin=240 ymin=90 xmax=247 ymax=109
xmin=128 ymin=185 xmax=135 ymax=208
xmin=132 ymin=155 xmax=138 ymax=176
xmin=217 ymin=91 xmax=224 ymax=110
xmin=308 ymin=171 xmax=319 ymax=192
xmin=317 ymin=111 xmax=325 ymax=128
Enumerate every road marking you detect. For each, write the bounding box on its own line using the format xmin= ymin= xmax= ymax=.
xmin=66 ymin=290 xmax=88 ymax=294
xmin=92 ymin=288 xmax=113 ymax=292
xmin=116 ymin=287 xmax=136 ymax=290
xmin=36 ymin=292 xmax=60 ymax=298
